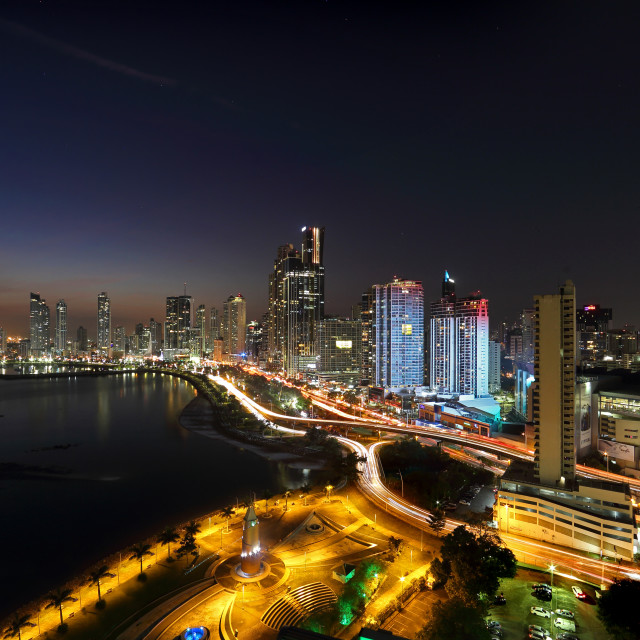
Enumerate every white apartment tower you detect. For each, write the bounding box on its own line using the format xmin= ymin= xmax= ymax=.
xmin=55 ymin=300 xmax=67 ymax=355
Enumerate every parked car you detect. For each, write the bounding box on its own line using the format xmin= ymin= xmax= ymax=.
xmin=554 ymin=618 xmax=576 ymax=632
xmin=557 ymin=633 xmax=579 ymax=640
xmin=533 ymin=583 xmax=552 ymax=591
xmin=530 ymin=606 xmax=551 ymax=618
xmin=534 ymin=589 xmax=552 ymax=602
xmin=571 ymin=585 xmax=587 ymax=600
xmin=486 ymin=621 xmax=502 ymax=632
xmin=529 ymin=625 xmax=548 ymax=634
xmin=555 ymin=609 xmax=575 ymax=619
xmin=529 ymin=630 xmax=550 ymax=640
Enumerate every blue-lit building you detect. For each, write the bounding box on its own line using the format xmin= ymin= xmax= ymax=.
xmin=372 ymin=277 xmax=424 ymax=389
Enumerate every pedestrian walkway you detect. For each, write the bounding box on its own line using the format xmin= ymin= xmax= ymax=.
xmin=261 ymin=582 xmax=337 ymax=630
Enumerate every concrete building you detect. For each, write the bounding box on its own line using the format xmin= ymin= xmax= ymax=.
xmin=372 ymin=277 xmax=424 ymax=389
xmin=55 ymin=299 xmax=67 ymax=355
xmin=497 ymin=281 xmax=636 ymax=560
xmin=488 ymin=339 xmax=501 ymax=393
xmin=577 ymin=304 xmax=612 ymax=363
xmin=97 ymin=292 xmax=111 ymax=354
xmin=316 ymin=317 xmax=362 ymax=384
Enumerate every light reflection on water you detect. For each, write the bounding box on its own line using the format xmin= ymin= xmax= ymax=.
xmin=0 ymin=372 xmax=318 ymax=617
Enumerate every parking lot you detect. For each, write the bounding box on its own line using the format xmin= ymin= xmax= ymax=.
xmin=486 ymin=568 xmax=611 ymax=640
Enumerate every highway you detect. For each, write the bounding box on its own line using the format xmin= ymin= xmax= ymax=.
xmin=211 ymin=373 xmax=636 ymax=586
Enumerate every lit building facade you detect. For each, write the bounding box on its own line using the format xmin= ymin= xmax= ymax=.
xmin=577 ymin=304 xmax=612 ymax=363
xmin=267 ymin=227 xmax=325 ymax=376
xmin=222 ymin=293 xmax=247 ymax=360
xmin=488 ymin=340 xmax=501 ymax=393
xmin=97 ymin=292 xmax=111 ymax=354
xmin=316 ymin=317 xmax=362 ymax=383
xmin=29 ymin=292 xmax=50 ymax=357
xmin=372 ymin=277 xmax=424 ymax=389
xmin=55 ymin=299 xmax=67 ymax=355
xmin=165 ymin=295 xmax=192 ymax=350
xmin=429 ymin=272 xmax=489 ymax=397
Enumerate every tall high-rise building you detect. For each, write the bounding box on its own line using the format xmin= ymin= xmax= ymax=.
xmin=576 ymin=304 xmax=612 ymax=363
xmin=113 ymin=326 xmax=126 ymax=353
xmin=429 ymin=272 xmax=489 ymax=397
xmin=488 ymin=340 xmax=501 ymax=393
xmin=521 ymin=308 xmax=535 ymax=363
xmin=77 ymin=326 xmax=88 ymax=352
xmin=359 ymin=289 xmax=374 ymax=384
xmin=55 ymin=300 xmax=67 ymax=355
xmin=149 ymin=318 xmax=161 ymax=355
xmin=194 ymin=304 xmax=207 ymax=357
xmin=533 ymin=280 xmax=576 ymax=485
xmin=97 ymin=292 xmax=111 ymax=353
xmin=0 ymin=327 xmax=4 ymax=355
xmin=372 ymin=277 xmax=424 ymax=389
xmin=29 ymin=292 xmax=50 ymax=357
xmin=267 ymin=227 xmax=325 ymax=376
xmin=164 ymin=295 xmax=192 ymax=350
xmin=222 ymin=294 xmax=246 ymax=359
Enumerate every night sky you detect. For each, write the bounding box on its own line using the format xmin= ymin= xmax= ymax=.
xmin=2 ymin=1 xmax=639 ymax=337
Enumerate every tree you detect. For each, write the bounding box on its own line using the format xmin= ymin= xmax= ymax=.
xmin=45 ymin=588 xmax=77 ymax=628
xmin=157 ymin=526 xmax=180 ymax=559
xmin=88 ymin=565 xmax=115 ymax=602
xmin=435 ymin=525 xmax=516 ymax=609
xmin=221 ymin=506 xmax=234 ymax=532
xmin=388 ymin=536 xmax=404 ymax=559
xmin=129 ymin=542 xmax=153 ymax=576
xmin=429 ymin=508 xmax=446 ymax=537
xmin=177 ymin=532 xmax=198 ymax=564
xmin=416 ymin=598 xmax=491 ymax=640
xmin=3 ymin=614 xmax=35 ymax=640
xmin=184 ymin=520 xmax=201 ymax=538
xmin=300 ymin=482 xmax=312 ymax=495
xmin=597 ymin=578 xmax=640 ymax=640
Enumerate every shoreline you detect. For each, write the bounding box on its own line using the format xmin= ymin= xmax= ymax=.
xmin=178 ymin=395 xmax=328 ymax=470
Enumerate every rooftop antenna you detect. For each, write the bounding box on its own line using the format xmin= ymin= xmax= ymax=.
xmin=184 ymin=282 xmax=187 ymax=296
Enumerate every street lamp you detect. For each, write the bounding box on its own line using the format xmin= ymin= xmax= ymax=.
xmin=604 ymin=451 xmax=609 ymax=473
xmin=504 ymin=504 xmax=509 ymax=534
xmin=549 ymin=563 xmax=555 ymax=612
xmin=400 ymin=575 xmax=405 ymax=607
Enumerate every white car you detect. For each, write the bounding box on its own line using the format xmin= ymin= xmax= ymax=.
xmin=555 ymin=609 xmax=575 ymax=619
xmin=529 ymin=630 xmax=549 ymax=640
xmin=571 ymin=585 xmax=587 ymax=600
xmin=530 ymin=606 xmax=551 ymax=618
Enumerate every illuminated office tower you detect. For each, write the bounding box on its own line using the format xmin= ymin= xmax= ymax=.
xmin=222 ymin=294 xmax=246 ymax=359
xmin=30 ymin=292 xmax=50 ymax=357
xmin=533 ymin=280 xmax=576 ymax=485
xmin=165 ymin=295 xmax=192 ymax=350
xmin=429 ymin=272 xmax=489 ymax=397
xmin=77 ymin=326 xmax=88 ymax=352
xmin=193 ymin=304 xmax=206 ymax=356
xmin=316 ymin=318 xmax=362 ymax=383
xmin=488 ymin=340 xmax=501 ymax=393
xmin=576 ymin=304 xmax=612 ymax=363
xmin=208 ymin=307 xmax=220 ymax=352
xmin=359 ymin=289 xmax=374 ymax=384
xmin=97 ymin=292 xmax=111 ymax=354
xmin=521 ymin=308 xmax=535 ymax=363
xmin=267 ymin=227 xmax=325 ymax=376
xmin=372 ymin=277 xmax=424 ymax=388
xmin=55 ymin=300 xmax=67 ymax=355
xmin=429 ymin=273 xmax=457 ymax=392
xmin=113 ymin=326 xmax=126 ymax=353
xmin=0 ymin=327 xmax=4 ymax=355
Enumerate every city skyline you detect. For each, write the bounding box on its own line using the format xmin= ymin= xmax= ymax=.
xmin=2 ymin=3 xmax=640 ymax=334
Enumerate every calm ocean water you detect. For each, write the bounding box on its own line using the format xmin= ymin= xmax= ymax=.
xmin=0 ymin=372 xmax=310 ymax=617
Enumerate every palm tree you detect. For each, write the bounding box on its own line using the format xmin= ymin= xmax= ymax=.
xmin=300 ymin=482 xmax=311 ymax=495
xmin=283 ymin=490 xmax=292 ymax=512
xmin=184 ymin=520 xmax=201 ymax=538
xmin=221 ymin=506 xmax=234 ymax=532
xmin=3 ymin=613 xmax=35 ymax=640
xmin=45 ymin=588 xmax=76 ymax=627
xmin=157 ymin=526 xmax=180 ymax=559
xmin=129 ymin=542 xmax=153 ymax=575
xmin=88 ymin=565 xmax=115 ymax=602
xmin=263 ymin=489 xmax=273 ymax=515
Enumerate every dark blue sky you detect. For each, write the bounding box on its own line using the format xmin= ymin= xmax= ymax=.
xmin=2 ymin=1 xmax=639 ymax=336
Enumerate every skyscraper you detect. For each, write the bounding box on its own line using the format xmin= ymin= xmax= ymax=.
xmin=29 ymin=292 xmax=50 ymax=357
xmin=316 ymin=317 xmax=362 ymax=383
xmin=55 ymin=299 xmax=67 ymax=355
xmin=488 ymin=340 xmax=501 ymax=393
xmin=533 ymin=280 xmax=576 ymax=485
xmin=97 ymin=292 xmax=111 ymax=354
xmin=267 ymin=227 xmax=325 ymax=376
xmin=194 ymin=304 xmax=207 ymax=357
xmin=359 ymin=289 xmax=374 ymax=384
xmin=576 ymin=304 xmax=612 ymax=363
xmin=165 ymin=295 xmax=192 ymax=350
xmin=222 ymin=294 xmax=246 ymax=360
xmin=429 ymin=272 xmax=489 ymax=397
xmin=149 ymin=318 xmax=161 ymax=355
xmin=372 ymin=277 xmax=424 ymax=388
xmin=77 ymin=326 xmax=88 ymax=352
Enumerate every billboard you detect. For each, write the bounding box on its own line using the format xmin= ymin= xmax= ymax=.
xmin=598 ymin=439 xmax=636 ymax=463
